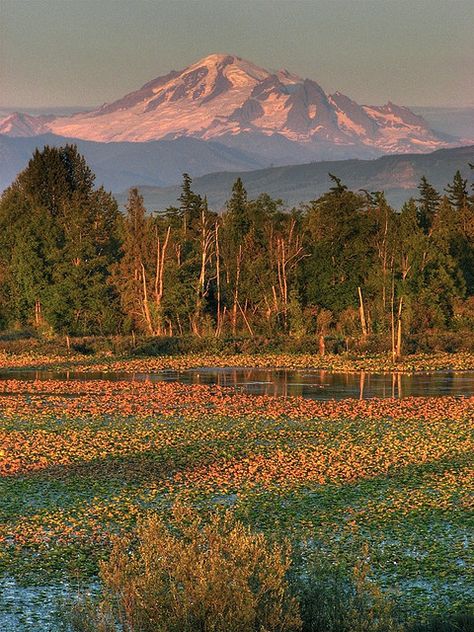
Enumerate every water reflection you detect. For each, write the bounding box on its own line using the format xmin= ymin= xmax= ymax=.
xmin=0 ymin=367 xmax=473 ymax=400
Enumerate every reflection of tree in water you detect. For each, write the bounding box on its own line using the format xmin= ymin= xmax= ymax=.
xmin=0 ymin=368 xmax=473 ymax=400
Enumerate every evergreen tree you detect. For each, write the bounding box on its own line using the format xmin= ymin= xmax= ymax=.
xmin=0 ymin=148 xmax=473 ymax=347
xmin=0 ymin=184 xmax=57 ymax=327
xmin=432 ymin=196 xmax=474 ymax=295
xmin=417 ymin=176 xmax=440 ymax=233
xmin=302 ymin=181 xmax=371 ymax=314
xmin=43 ymin=180 xmax=120 ymax=335
xmin=0 ymin=145 xmax=120 ymax=334
xmin=179 ymin=173 xmax=202 ymax=238
xmin=445 ymin=170 xmax=468 ymax=211
xmin=226 ymin=178 xmax=250 ymax=244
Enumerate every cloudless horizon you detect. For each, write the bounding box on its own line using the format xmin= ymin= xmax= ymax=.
xmin=1 ymin=0 xmax=473 ymax=110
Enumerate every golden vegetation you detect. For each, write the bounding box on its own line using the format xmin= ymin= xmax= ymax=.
xmin=0 ymin=378 xmax=472 ymax=617
xmin=1 ymin=350 xmax=474 ymax=373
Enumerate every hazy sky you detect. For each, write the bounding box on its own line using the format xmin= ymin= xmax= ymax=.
xmin=1 ymin=0 xmax=473 ymax=110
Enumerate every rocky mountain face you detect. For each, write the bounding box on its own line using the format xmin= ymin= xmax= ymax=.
xmin=1 ymin=54 xmax=451 ymax=156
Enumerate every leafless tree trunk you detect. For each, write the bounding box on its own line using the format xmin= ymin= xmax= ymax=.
xmin=391 ymin=274 xmax=396 ymax=360
xmin=34 ymin=299 xmax=42 ymax=327
xmin=401 ymin=254 xmax=412 ymax=281
xmin=238 ymin=300 xmax=254 ymax=336
xmin=358 ymin=286 xmax=368 ymax=340
xmin=215 ymin=222 xmax=222 ymax=337
xmin=154 ymin=226 xmax=171 ymax=335
xmin=275 ymin=219 xmax=305 ymax=329
xmin=140 ymin=261 xmax=154 ymax=335
xmin=232 ymin=244 xmax=242 ymax=336
xmin=193 ymin=209 xmax=214 ymax=336
xmin=396 ymin=296 xmax=403 ymax=360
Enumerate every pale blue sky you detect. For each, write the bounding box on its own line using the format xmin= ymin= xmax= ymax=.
xmin=1 ymin=0 xmax=473 ymax=109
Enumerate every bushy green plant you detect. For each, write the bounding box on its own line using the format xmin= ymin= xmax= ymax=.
xmin=68 ymin=503 xmax=301 ymax=632
xmin=65 ymin=510 xmax=472 ymax=632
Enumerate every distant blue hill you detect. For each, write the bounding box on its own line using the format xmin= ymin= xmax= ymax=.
xmin=117 ymin=145 xmax=474 ymax=211
xmin=1 ymin=134 xmax=472 ymax=212
xmin=0 ymin=133 xmax=264 ymax=193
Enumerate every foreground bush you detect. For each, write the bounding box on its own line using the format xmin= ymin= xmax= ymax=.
xmin=69 ymin=503 xmax=301 ymax=632
xmin=66 ymin=505 xmax=472 ymax=632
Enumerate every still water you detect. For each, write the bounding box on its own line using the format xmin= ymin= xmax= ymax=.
xmin=0 ymin=367 xmax=473 ymax=400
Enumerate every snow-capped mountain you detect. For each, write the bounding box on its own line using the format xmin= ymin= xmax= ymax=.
xmin=0 ymin=54 xmax=451 ymax=155
xmin=0 ymin=112 xmax=51 ymax=137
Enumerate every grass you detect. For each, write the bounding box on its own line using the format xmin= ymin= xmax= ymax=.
xmin=0 ymin=378 xmax=472 ymax=625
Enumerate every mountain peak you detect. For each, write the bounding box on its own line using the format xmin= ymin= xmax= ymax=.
xmin=194 ymin=52 xmax=238 ymax=65
xmin=187 ymin=53 xmax=269 ymax=79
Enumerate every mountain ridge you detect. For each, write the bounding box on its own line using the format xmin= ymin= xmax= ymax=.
xmin=0 ymin=133 xmax=264 ymax=193
xmin=0 ymin=53 xmax=455 ymax=157
xmin=116 ymin=144 xmax=474 ymax=211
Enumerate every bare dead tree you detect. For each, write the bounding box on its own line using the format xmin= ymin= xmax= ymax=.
xmin=358 ymin=286 xmax=368 ymax=340
xmin=153 ymin=225 xmax=171 ymax=335
xmin=215 ymin=221 xmax=222 ymax=337
xmin=232 ymin=244 xmax=243 ymax=336
xmin=192 ymin=207 xmax=214 ymax=336
xmin=274 ymin=218 xmax=306 ymax=328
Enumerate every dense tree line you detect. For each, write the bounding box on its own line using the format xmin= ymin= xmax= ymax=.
xmin=0 ymin=145 xmax=473 ymax=355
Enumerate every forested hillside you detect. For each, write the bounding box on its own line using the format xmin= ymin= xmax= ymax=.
xmin=1 ymin=145 xmax=473 ymax=354
xmin=119 ymin=145 xmax=474 ymax=210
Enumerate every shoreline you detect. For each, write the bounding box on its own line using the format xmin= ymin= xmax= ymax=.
xmin=1 ymin=350 xmax=474 ymax=374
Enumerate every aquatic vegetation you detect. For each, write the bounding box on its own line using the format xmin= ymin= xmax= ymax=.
xmin=1 ymin=350 xmax=474 ymax=373
xmin=0 ymin=379 xmax=472 ymax=619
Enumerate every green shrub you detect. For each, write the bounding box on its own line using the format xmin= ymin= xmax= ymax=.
xmin=68 ymin=503 xmax=301 ymax=632
xmin=65 ymin=509 xmax=472 ymax=632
